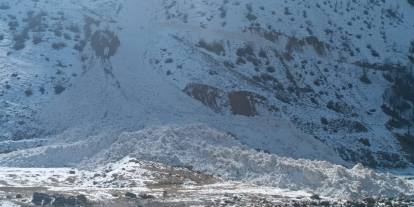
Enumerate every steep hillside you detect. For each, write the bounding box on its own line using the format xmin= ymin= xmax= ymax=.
xmin=0 ymin=0 xmax=414 ymax=203
xmin=146 ymin=0 xmax=414 ymax=167
xmin=1 ymin=0 xmax=413 ymax=168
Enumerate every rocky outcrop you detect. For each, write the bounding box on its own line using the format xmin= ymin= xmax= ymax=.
xmin=90 ymin=30 xmax=120 ymax=60
xmin=32 ymin=193 xmax=52 ymax=206
xmin=32 ymin=192 xmax=89 ymax=207
xmin=228 ymin=91 xmax=264 ymax=117
xmin=396 ymin=134 xmax=414 ymax=163
xmin=183 ymin=83 xmax=227 ymax=113
xmin=184 ymin=83 xmax=278 ymax=117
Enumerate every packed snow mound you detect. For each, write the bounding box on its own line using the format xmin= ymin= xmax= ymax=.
xmin=88 ymin=124 xmax=414 ymax=200
xmin=0 ymin=156 xmax=213 ymax=190
xmin=0 ymin=201 xmax=19 ymax=207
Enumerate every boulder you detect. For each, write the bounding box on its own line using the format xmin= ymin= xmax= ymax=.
xmin=32 ymin=192 xmax=52 ymax=206
xmin=125 ymin=192 xmax=137 ymax=199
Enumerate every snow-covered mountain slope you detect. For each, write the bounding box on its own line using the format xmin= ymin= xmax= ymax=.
xmin=144 ymin=0 xmax=414 ymax=168
xmin=0 ymin=0 xmax=343 ymax=164
xmin=0 ymin=0 xmax=413 ymax=168
xmin=0 ymin=0 xmax=414 ymax=202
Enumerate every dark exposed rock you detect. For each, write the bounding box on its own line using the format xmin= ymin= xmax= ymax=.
xmin=338 ymin=147 xmax=405 ymax=168
xmin=326 ymin=101 xmax=353 ymax=115
xmin=51 ymin=42 xmax=67 ymax=50
xmin=377 ymin=151 xmax=402 ymax=165
xmin=396 ymin=133 xmax=414 ymax=163
xmin=125 ymin=192 xmax=137 ymax=199
xmin=354 ymin=61 xmax=407 ymax=72
xmin=285 ymin=36 xmax=328 ymax=56
xmin=358 ymin=138 xmax=371 ymax=147
xmin=323 ymin=118 xmax=368 ymax=133
xmin=76 ymin=195 xmax=88 ymax=204
xmin=407 ymin=0 xmax=414 ymax=7
xmin=236 ymin=45 xmax=261 ymax=66
xmin=382 ymin=70 xmax=413 ymax=131
xmin=197 ymin=39 xmax=225 ymax=56
xmin=53 ymin=194 xmax=74 ymax=206
xmin=54 ymin=84 xmax=66 ymax=95
xmin=32 ymin=192 xmax=52 ymax=206
xmin=228 ymin=91 xmax=264 ymax=117
xmin=310 ymin=194 xmax=321 ymax=200
xmin=138 ymin=193 xmax=155 ymax=199
xmin=304 ymin=36 xmax=327 ymax=56
xmin=90 ymin=30 xmax=120 ymax=59
xmin=184 ymin=84 xmax=274 ymax=117
xmin=32 ymin=192 xmax=89 ymax=206
xmin=183 ymin=83 xmax=227 ymax=113
xmin=381 ymin=68 xmax=414 ymax=164
xmin=360 ymin=71 xmax=372 ymax=84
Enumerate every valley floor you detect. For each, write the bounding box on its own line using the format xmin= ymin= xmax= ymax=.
xmin=0 ymin=160 xmax=413 ymax=207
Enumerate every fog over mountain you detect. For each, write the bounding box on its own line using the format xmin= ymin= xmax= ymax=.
xmin=0 ymin=0 xmax=414 ymax=206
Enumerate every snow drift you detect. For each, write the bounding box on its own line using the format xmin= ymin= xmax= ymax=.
xmin=1 ymin=124 xmax=412 ymax=199
xmin=88 ymin=124 xmax=414 ymax=200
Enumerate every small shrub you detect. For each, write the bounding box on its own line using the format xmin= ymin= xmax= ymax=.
xmin=54 ymin=84 xmax=66 ymax=94
xmin=52 ymin=42 xmax=66 ymax=50
xmin=24 ymin=89 xmax=33 ymax=97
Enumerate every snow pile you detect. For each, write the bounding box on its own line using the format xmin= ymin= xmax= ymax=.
xmin=0 ymin=157 xmax=156 ymax=189
xmin=0 ymin=201 xmax=19 ymax=207
xmin=88 ymin=124 xmax=414 ymax=200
